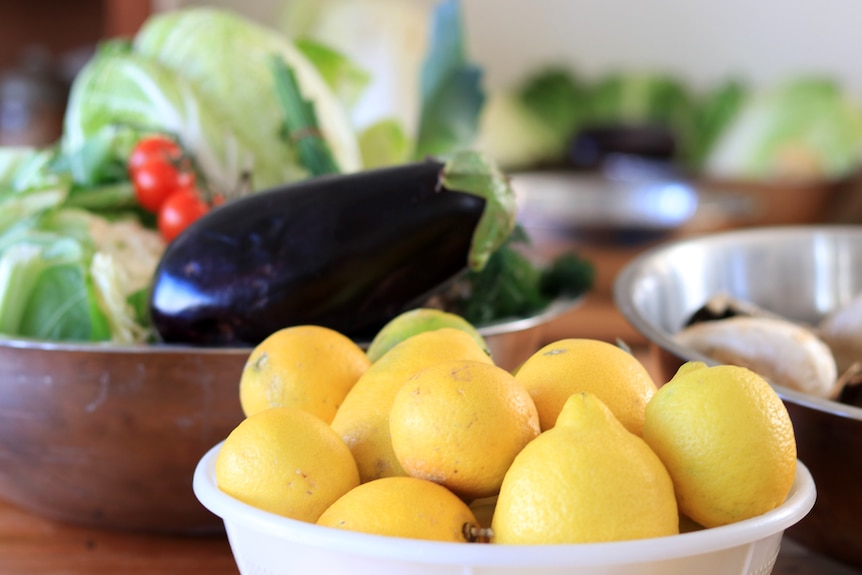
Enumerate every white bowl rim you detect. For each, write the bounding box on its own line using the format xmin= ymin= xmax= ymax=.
xmin=193 ymin=442 xmax=816 ymax=568
xmin=613 ymin=223 xmax=862 ymax=420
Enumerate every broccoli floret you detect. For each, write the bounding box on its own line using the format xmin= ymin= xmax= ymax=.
xmin=540 ymin=251 xmax=595 ymax=299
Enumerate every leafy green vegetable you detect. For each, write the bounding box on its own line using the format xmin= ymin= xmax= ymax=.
xmin=518 ymin=67 xmax=587 ymax=143
xmin=475 ymin=90 xmax=567 ymax=170
xmin=280 ymin=0 xmax=434 ymax=139
xmin=684 ymin=78 xmax=748 ymax=169
xmin=62 ymin=45 xmax=276 ymax=195
xmin=133 ymin=7 xmax=361 ymax=185
xmin=440 ymin=151 xmax=517 ymax=271
xmin=0 ymin=212 xmax=106 ymax=340
xmin=413 ymin=0 xmax=485 ymax=160
xmin=0 ymin=150 xmax=163 ymax=342
xmin=476 ymin=67 xmax=587 ymax=170
xmin=358 ymin=119 xmax=411 ymax=169
xmin=449 ymin=227 xmax=594 ymax=325
xmin=582 ymin=71 xmax=698 ymax=162
xmin=539 ymin=251 xmax=596 ymax=299
xmin=585 ymin=71 xmax=695 ymax=131
xmin=294 ymin=38 xmax=371 ymax=113
xmin=271 ymin=55 xmax=341 ymax=177
xmin=704 ymin=76 xmax=862 ymax=181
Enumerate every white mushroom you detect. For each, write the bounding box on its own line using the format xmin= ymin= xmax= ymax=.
xmin=675 ymin=315 xmax=840 ymax=399
xmin=817 ymin=292 xmax=862 ymax=374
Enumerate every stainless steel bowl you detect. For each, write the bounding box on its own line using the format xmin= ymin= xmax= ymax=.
xmin=613 ymin=225 xmax=862 ymax=567
xmin=0 ymin=297 xmax=580 ymax=533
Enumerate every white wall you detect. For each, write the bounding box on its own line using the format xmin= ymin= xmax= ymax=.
xmin=163 ymin=0 xmax=862 ymax=94
xmin=460 ymin=0 xmax=862 ymax=93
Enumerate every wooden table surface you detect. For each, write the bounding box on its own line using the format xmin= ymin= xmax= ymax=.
xmin=0 ymin=492 xmax=859 ymax=575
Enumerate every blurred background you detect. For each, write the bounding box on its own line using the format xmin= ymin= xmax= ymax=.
xmin=4 ymin=0 xmax=862 ymax=145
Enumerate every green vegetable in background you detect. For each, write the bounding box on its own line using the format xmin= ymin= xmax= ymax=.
xmin=475 ymin=67 xmax=587 ymax=170
xmin=704 ymin=76 xmax=862 ymax=182
xmin=686 ymin=78 xmax=748 ymax=170
xmin=584 ymin=70 xmax=698 ymax=158
xmin=518 ymin=67 xmax=587 ymax=145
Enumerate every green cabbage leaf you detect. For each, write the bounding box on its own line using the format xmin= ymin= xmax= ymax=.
xmin=133 ymin=7 xmax=361 ymax=184
xmin=704 ymin=76 xmax=862 ymax=182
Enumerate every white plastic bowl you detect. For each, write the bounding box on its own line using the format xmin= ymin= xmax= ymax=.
xmin=193 ymin=443 xmax=816 ymax=575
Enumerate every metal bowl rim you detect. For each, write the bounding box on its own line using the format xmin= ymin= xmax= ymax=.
xmin=613 ymin=223 xmax=862 ymax=421
xmin=0 ymin=296 xmax=583 ymax=355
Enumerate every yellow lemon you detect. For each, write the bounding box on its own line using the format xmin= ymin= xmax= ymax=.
xmin=366 ymin=307 xmax=489 ymax=363
xmin=215 ymin=407 xmax=360 ymax=522
xmin=317 ymin=476 xmax=479 ymax=542
xmin=389 ymin=359 xmax=540 ymax=500
xmin=514 ymin=338 xmax=657 ymax=434
xmin=331 ymin=328 xmax=494 ymax=483
xmin=239 ymin=325 xmax=370 ymax=423
xmin=491 ymin=392 xmax=679 ymax=544
xmin=643 ymin=361 xmax=797 ymax=528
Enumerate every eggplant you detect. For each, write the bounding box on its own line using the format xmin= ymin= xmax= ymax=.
xmin=148 ymin=151 xmax=516 ymax=345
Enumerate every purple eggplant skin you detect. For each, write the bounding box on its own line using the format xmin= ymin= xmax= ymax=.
xmin=148 ymin=159 xmax=486 ymax=346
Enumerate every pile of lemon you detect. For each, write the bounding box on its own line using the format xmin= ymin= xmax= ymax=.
xmin=214 ymin=308 xmax=797 ymax=544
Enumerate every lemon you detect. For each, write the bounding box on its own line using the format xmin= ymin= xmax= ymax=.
xmin=317 ymin=476 xmax=479 ymax=542
xmin=366 ymin=307 xmax=489 ymax=363
xmin=215 ymin=407 xmax=360 ymax=522
xmin=389 ymin=359 xmax=540 ymax=500
xmin=514 ymin=338 xmax=657 ymax=435
xmin=239 ymin=325 xmax=370 ymax=423
xmin=331 ymin=328 xmax=494 ymax=483
xmin=643 ymin=361 xmax=797 ymax=528
xmin=491 ymin=392 xmax=679 ymax=544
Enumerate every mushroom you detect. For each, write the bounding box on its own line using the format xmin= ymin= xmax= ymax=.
xmin=675 ymin=315 xmax=840 ymax=399
xmin=817 ymin=292 xmax=862 ymax=375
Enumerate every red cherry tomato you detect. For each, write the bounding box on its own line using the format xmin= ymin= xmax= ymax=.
xmin=128 ymin=135 xmax=197 ymax=213
xmin=132 ymin=160 xmax=195 ymax=213
xmin=158 ymin=188 xmax=210 ymax=243
xmin=128 ymin=135 xmax=183 ymax=175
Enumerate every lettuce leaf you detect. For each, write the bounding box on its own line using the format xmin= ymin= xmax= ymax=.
xmin=62 ymin=44 xmax=287 ymax=195
xmin=704 ymin=76 xmax=862 ymax=182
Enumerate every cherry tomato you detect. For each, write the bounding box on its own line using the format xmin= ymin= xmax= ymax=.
xmin=158 ymin=188 xmax=210 ymax=243
xmin=132 ymin=160 xmax=196 ymax=213
xmin=128 ymin=135 xmax=183 ymax=175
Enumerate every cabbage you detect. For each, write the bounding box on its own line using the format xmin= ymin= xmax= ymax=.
xmin=474 ymin=90 xmax=564 ymax=170
xmin=475 ymin=68 xmax=586 ymax=170
xmin=0 ymin=204 xmax=162 ymax=343
xmin=704 ymin=77 xmax=862 ymax=182
xmin=284 ymin=0 xmax=483 ymax=164
xmin=282 ymin=0 xmax=431 ymax=136
xmin=133 ymin=7 xmax=361 ymax=180
xmin=62 ymin=43 xmax=290 ymax=194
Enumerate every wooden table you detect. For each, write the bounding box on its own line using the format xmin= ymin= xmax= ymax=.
xmin=0 ymin=493 xmax=858 ymax=575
